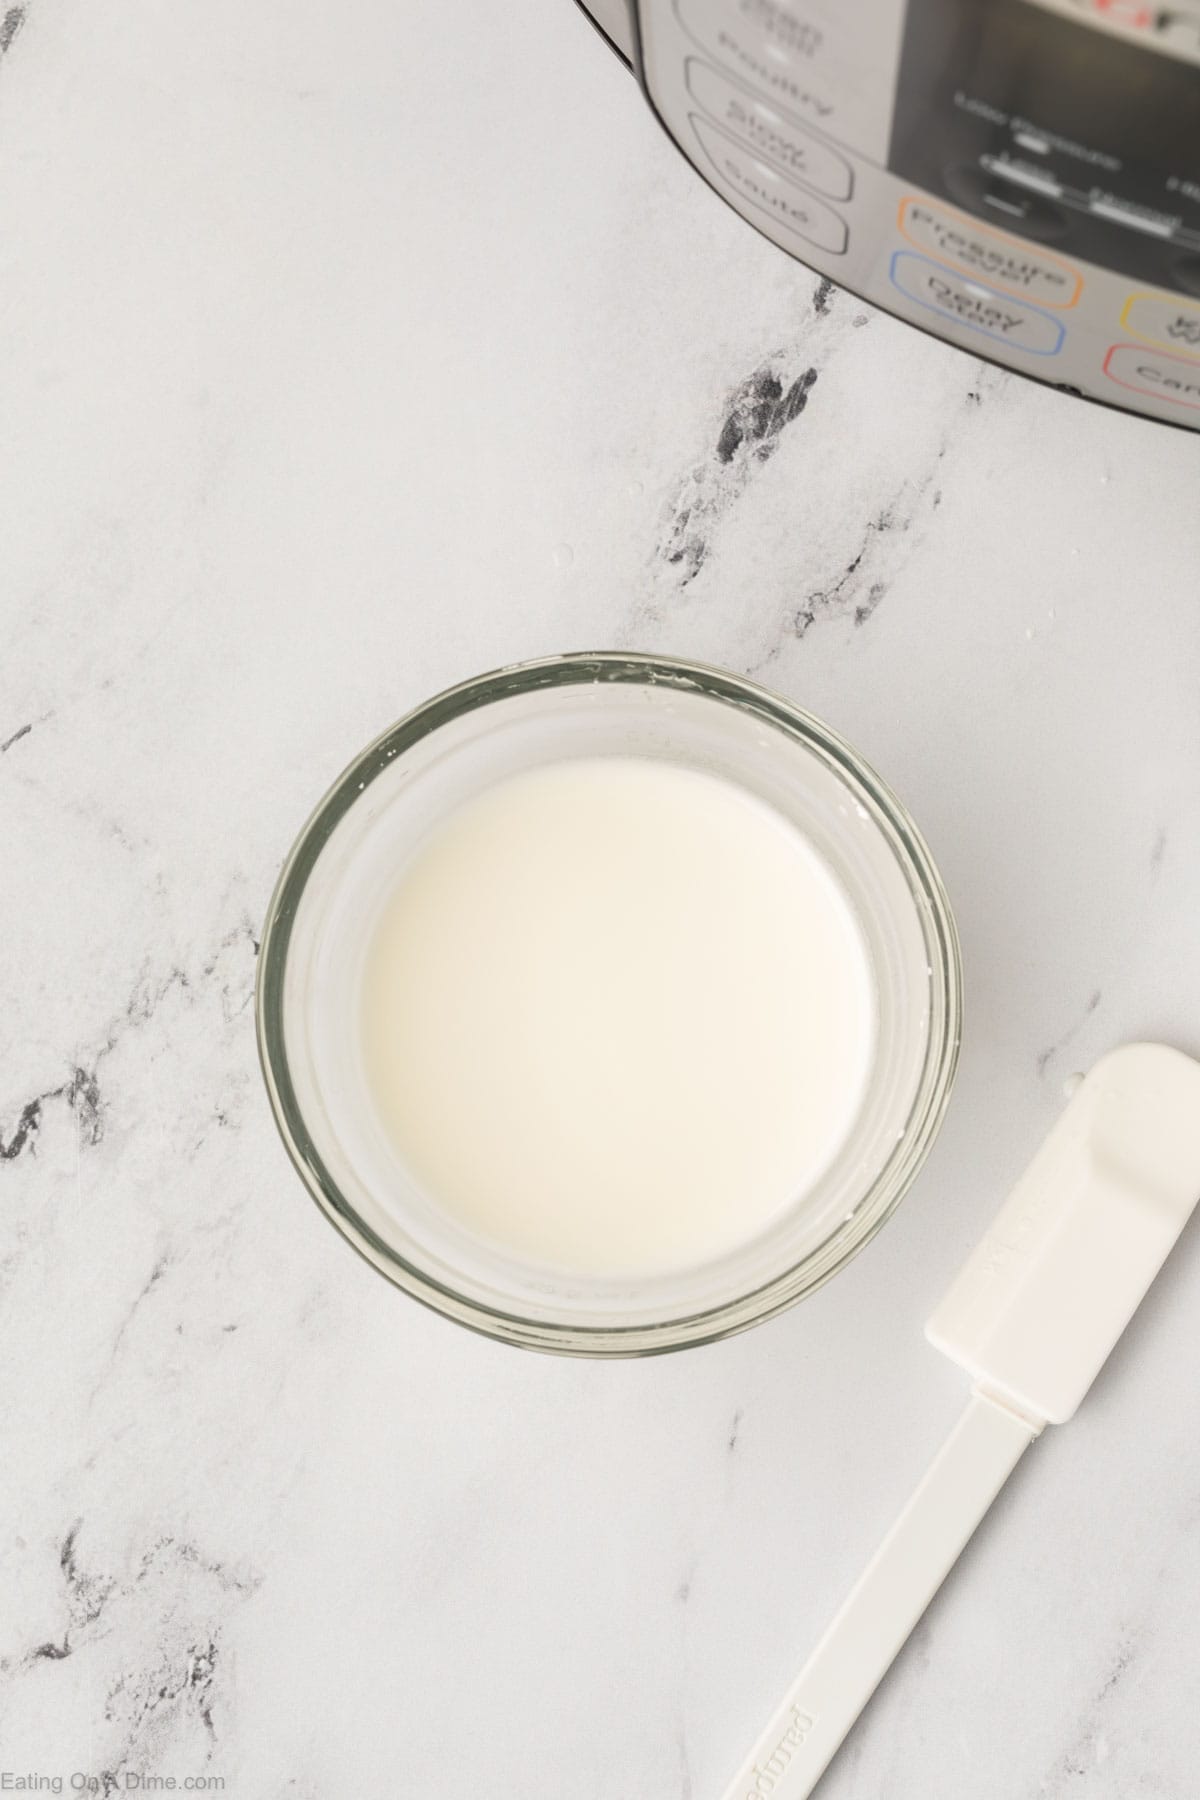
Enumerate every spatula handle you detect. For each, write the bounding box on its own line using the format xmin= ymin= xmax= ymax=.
xmin=719 ymin=1393 xmax=1039 ymax=1800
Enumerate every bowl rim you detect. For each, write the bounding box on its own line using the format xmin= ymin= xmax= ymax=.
xmin=255 ymin=651 xmax=962 ymax=1356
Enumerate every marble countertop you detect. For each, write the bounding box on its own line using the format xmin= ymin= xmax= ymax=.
xmin=3 ymin=1 xmax=1200 ymax=1795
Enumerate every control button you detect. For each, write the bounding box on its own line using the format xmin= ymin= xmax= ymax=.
xmin=1120 ymin=292 xmax=1200 ymax=356
xmin=898 ymin=198 xmax=1080 ymax=308
xmin=889 ymin=252 xmax=1065 ymax=354
xmin=672 ymin=0 xmax=898 ymax=158
xmin=1103 ymin=344 xmax=1200 ymax=409
xmin=690 ymin=115 xmax=849 ymax=255
xmin=942 ymin=164 xmax=1069 ymax=244
xmin=675 ymin=0 xmax=840 ymax=133
xmin=686 ymin=58 xmax=853 ymax=202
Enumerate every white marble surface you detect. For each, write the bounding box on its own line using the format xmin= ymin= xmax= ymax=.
xmin=2 ymin=1 xmax=1200 ymax=1795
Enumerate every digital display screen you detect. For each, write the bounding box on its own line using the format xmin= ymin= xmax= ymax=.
xmin=890 ymin=0 xmax=1200 ymax=291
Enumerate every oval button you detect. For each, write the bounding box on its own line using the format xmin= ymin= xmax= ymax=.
xmin=889 ymin=252 xmax=1065 ymax=355
xmin=675 ymin=0 xmax=842 ymax=139
xmin=1120 ymin=293 xmax=1200 ymax=357
xmin=1103 ymin=344 xmax=1200 ymax=409
xmin=689 ymin=114 xmax=849 ymax=255
xmin=899 ymin=197 xmax=1080 ymax=308
xmin=686 ymin=58 xmax=853 ymax=201
xmin=673 ymin=0 xmax=900 ymax=160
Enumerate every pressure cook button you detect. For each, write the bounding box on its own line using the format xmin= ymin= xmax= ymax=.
xmin=889 ymin=252 xmax=1065 ymax=354
xmin=686 ymin=58 xmax=853 ymax=201
xmin=690 ymin=115 xmax=849 ymax=255
xmin=899 ymin=197 xmax=1080 ymax=308
xmin=1120 ymin=292 xmax=1200 ymax=356
xmin=1103 ymin=343 xmax=1200 ymax=409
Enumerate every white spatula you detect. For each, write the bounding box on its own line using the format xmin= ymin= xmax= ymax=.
xmin=719 ymin=1042 xmax=1200 ymax=1800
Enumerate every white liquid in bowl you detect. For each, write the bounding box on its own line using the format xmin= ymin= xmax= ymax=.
xmin=359 ymin=756 xmax=876 ymax=1279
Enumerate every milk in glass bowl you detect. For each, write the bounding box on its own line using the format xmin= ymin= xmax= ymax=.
xmin=256 ymin=654 xmax=961 ymax=1355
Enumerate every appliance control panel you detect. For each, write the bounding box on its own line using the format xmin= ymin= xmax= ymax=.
xmin=635 ymin=0 xmax=1200 ymax=428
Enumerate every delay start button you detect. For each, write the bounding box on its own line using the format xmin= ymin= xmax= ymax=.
xmin=889 ymin=252 xmax=1065 ymax=355
xmin=899 ymin=197 xmax=1081 ymax=309
xmin=1103 ymin=344 xmax=1200 ymax=409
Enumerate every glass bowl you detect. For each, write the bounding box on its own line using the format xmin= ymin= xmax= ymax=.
xmin=256 ymin=653 xmax=961 ymax=1355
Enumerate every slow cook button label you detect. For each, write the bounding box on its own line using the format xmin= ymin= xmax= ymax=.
xmin=1103 ymin=343 xmax=1200 ymax=408
xmin=899 ymin=197 xmax=1081 ymax=308
xmin=1120 ymin=293 xmax=1200 ymax=356
xmin=673 ymin=0 xmax=858 ymax=145
xmin=686 ymin=58 xmax=853 ymax=201
xmin=889 ymin=252 xmax=1065 ymax=355
xmin=672 ymin=0 xmax=903 ymax=162
xmin=690 ymin=115 xmax=849 ymax=254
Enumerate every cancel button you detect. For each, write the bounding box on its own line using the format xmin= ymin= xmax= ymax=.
xmin=1104 ymin=343 xmax=1200 ymax=409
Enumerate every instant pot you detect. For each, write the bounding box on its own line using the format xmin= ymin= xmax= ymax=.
xmin=577 ymin=0 xmax=1200 ymax=429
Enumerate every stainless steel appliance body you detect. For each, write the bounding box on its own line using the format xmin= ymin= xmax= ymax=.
xmin=578 ymin=0 xmax=1200 ymax=429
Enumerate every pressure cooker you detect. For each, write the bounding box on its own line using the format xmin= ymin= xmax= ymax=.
xmin=577 ymin=0 xmax=1200 ymax=429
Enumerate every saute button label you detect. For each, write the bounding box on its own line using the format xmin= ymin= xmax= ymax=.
xmin=1120 ymin=293 xmax=1200 ymax=357
xmin=1103 ymin=343 xmax=1200 ymax=408
xmin=889 ymin=252 xmax=1065 ymax=355
xmin=686 ymin=58 xmax=853 ymax=201
xmin=899 ymin=197 xmax=1081 ymax=308
xmin=691 ymin=114 xmax=849 ymax=254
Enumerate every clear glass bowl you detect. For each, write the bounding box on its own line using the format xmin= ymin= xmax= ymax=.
xmin=256 ymin=653 xmax=961 ymax=1355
